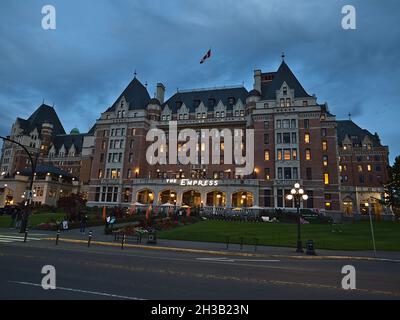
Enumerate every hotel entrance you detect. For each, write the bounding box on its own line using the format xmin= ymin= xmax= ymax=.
xmin=182 ymin=190 xmax=201 ymax=208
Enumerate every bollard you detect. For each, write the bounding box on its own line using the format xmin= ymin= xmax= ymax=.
xmin=254 ymin=238 xmax=259 ymax=252
xmin=88 ymin=231 xmax=93 ymax=247
xmin=240 ymin=237 xmax=244 ymax=251
xmin=56 ymin=230 xmax=60 ymax=245
xmin=121 ymin=234 xmax=126 ymax=250
xmin=24 ymin=228 xmax=29 ymax=243
xmin=226 ymin=236 xmax=230 ymax=250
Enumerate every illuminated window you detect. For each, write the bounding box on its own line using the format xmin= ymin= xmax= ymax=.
xmin=277 ymin=150 xmax=283 ymax=161
xmin=322 ymin=141 xmax=327 ymax=151
xmin=305 ymin=133 xmax=310 ymax=144
xmin=264 ymin=150 xmax=270 ymax=161
xmin=265 ymin=168 xmax=270 ymax=180
xmin=339 ymin=165 xmax=343 ymax=172
xmin=98 ymin=169 xmax=103 ymax=179
xmin=284 ymin=149 xmax=291 ymax=161
xmin=292 ymin=149 xmax=297 ymax=160
xmin=324 ymin=173 xmax=330 ymax=185
xmin=367 ymin=164 xmax=372 ymax=172
xmin=220 ymin=142 xmax=225 ymax=151
xmin=323 ymin=155 xmax=328 ymax=166
xmin=325 ymin=202 xmax=331 ymax=210
xmin=306 ymin=149 xmax=311 ymax=160
xmin=358 ymin=165 xmax=363 ymax=173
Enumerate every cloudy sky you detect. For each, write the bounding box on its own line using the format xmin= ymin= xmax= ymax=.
xmin=0 ymin=0 xmax=399 ymax=162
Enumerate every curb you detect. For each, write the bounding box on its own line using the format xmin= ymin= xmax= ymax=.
xmin=42 ymin=237 xmax=400 ymax=262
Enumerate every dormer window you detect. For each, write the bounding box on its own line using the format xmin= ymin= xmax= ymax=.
xmin=228 ymin=97 xmax=235 ymax=106
xmin=176 ymin=101 xmax=182 ymax=109
xmin=208 ymin=98 xmax=215 ymax=108
xmin=283 ymin=87 xmax=287 ymax=95
xmin=280 ymin=98 xmax=285 ymax=107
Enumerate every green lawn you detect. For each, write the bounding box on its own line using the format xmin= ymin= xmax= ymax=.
xmin=158 ymin=220 xmax=400 ymax=251
xmin=0 ymin=213 xmax=65 ymax=228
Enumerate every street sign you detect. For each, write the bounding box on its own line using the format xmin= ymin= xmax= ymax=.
xmin=24 ymin=190 xmax=33 ymax=201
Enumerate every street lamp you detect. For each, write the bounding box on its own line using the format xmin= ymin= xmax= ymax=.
xmin=286 ymin=183 xmax=309 ymax=253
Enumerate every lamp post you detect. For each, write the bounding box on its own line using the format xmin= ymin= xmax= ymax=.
xmin=1 ymin=136 xmax=37 ymax=232
xmin=286 ymin=183 xmax=309 ymax=253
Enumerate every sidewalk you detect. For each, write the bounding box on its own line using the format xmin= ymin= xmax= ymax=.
xmin=18 ymin=226 xmax=400 ymax=261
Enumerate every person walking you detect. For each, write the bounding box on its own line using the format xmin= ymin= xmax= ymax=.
xmin=9 ymin=208 xmax=17 ymax=229
xmin=80 ymin=214 xmax=88 ymax=234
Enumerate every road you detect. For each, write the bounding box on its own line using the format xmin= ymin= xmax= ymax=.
xmin=0 ymin=235 xmax=399 ymax=300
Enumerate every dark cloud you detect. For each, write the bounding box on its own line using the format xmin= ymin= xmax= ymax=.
xmin=0 ymin=0 xmax=399 ymax=162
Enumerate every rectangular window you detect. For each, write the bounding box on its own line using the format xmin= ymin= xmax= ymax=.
xmin=264 ymin=134 xmax=269 ymax=144
xmin=282 ymin=120 xmax=290 ymax=129
xmin=98 ymin=169 xmax=103 ymax=179
xmin=284 ymin=167 xmax=292 ymax=180
xmin=291 ymin=132 xmax=297 ymax=143
xmin=367 ymin=164 xmax=372 ymax=172
xmin=306 ymin=149 xmax=311 ymax=160
xmin=283 ymin=133 xmax=291 ymax=144
xmin=358 ymin=165 xmax=363 ymax=173
xmin=264 ymin=150 xmax=270 ymax=161
xmin=323 ymin=155 xmax=328 ymax=166
xmin=280 ymin=99 xmax=285 ymax=107
xmin=265 ymin=168 xmax=270 ymax=180
xmin=284 ymin=149 xmax=291 ymax=161
xmin=278 ymin=168 xmax=283 ymax=180
xmin=293 ymin=167 xmax=298 ymax=180
xmin=286 ymin=98 xmax=291 ymax=107
xmin=321 ymin=128 xmax=327 ymax=137
xmin=292 ymin=149 xmax=298 ymax=160
xmin=324 ymin=173 xmax=330 ymax=185
xmin=277 ymin=133 xmax=282 ymax=144
xmin=264 ymin=121 xmax=269 ymax=129
xmin=322 ymin=141 xmax=328 ymax=151
xmin=304 ymin=119 xmax=309 ymax=129
xmin=305 ymin=133 xmax=310 ymax=144
xmin=277 ymin=149 xmax=283 ymax=161
xmin=276 ymin=120 xmax=281 ymax=129
xmin=303 ymin=101 xmax=308 ymax=107
xmin=290 ymin=119 xmax=296 ymax=128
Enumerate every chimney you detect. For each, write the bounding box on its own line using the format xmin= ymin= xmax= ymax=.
xmin=253 ymin=70 xmax=261 ymax=93
xmin=156 ymin=83 xmax=165 ymax=104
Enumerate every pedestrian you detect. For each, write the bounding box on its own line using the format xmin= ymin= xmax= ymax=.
xmin=80 ymin=214 xmax=88 ymax=234
xmin=15 ymin=209 xmax=22 ymax=230
xmin=9 ymin=208 xmax=17 ymax=229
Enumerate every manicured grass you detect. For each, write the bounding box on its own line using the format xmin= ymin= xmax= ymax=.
xmin=0 ymin=213 xmax=65 ymax=228
xmin=158 ymin=220 xmax=400 ymax=251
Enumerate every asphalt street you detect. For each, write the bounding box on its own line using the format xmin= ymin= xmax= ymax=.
xmin=0 ymin=233 xmax=399 ymax=300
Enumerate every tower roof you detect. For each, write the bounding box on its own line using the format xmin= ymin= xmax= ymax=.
xmin=17 ymin=104 xmax=65 ymax=136
xmin=107 ymin=77 xmax=151 ymax=112
xmin=261 ymin=61 xmax=311 ymax=100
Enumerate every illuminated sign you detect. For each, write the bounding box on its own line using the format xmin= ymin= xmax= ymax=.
xmin=166 ymin=179 xmax=219 ymax=187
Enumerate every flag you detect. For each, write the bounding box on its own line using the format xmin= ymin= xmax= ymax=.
xmin=200 ymin=49 xmax=211 ymax=64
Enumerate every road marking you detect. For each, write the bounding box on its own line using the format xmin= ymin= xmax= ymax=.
xmin=9 ymin=281 xmax=146 ymax=300
xmin=0 ymin=234 xmax=42 ymax=243
xmin=196 ymin=257 xmax=280 ymax=263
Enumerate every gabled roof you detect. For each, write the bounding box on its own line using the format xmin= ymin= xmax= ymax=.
xmin=106 ymin=77 xmax=151 ymax=112
xmin=17 ymin=104 xmax=65 ymax=136
xmin=51 ymin=134 xmax=85 ymax=154
xmin=261 ymin=61 xmax=311 ymax=100
xmin=163 ymin=86 xmax=249 ymax=113
xmin=337 ymin=120 xmax=382 ymax=147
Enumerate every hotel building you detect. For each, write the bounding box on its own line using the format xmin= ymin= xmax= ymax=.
xmin=0 ymin=59 xmax=391 ymax=215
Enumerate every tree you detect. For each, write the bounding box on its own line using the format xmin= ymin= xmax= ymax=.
xmin=384 ymin=156 xmax=400 ymax=215
xmin=57 ymin=193 xmax=87 ymax=222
